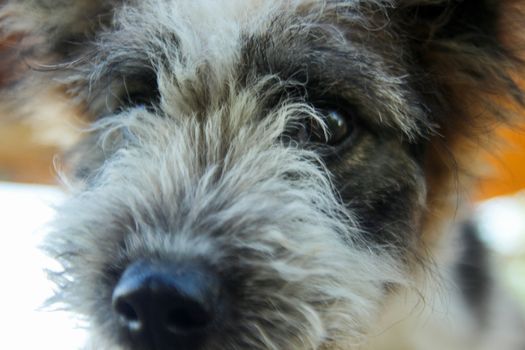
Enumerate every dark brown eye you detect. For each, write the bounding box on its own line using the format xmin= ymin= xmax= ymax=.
xmin=125 ymin=88 xmax=158 ymax=109
xmin=295 ymin=108 xmax=354 ymax=146
xmin=120 ymin=72 xmax=159 ymax=111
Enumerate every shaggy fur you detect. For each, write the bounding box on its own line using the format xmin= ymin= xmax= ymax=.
xmin=1 ymin=0 xmax=524 ymax=349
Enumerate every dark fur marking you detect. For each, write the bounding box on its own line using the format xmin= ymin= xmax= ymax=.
xmin=239 ymin=16 xmax=432 ymax=139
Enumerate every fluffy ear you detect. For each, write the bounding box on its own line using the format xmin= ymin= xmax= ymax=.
xmin=0 ymin=0 xmax=120 ymax=59
xmin=0 ymin=1 xmax=123 ymax=120
xmin=396 ymin=0 xmax=524 ymax=131
xmin=395 ymin=0 xmax=525 ymax=229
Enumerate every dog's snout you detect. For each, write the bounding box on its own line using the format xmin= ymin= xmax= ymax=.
xmin=112 ymin=259 xmax=223 ymax=348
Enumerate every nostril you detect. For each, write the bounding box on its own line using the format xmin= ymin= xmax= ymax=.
xmin=166 ymin=303 xmax=213 ymax=333
xmin=114 ymin=298 xmax=142 ymax=331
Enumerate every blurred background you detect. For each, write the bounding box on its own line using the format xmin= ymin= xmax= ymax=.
xmin=1 ymin=30 xmax=525 ymax=350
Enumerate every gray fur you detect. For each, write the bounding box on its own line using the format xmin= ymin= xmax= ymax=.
xmin=1 ymin=0 xmax=524 ymax=349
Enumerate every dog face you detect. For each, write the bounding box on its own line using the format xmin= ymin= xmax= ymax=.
xmin=2 ymin=1 xmax=522 ymax=349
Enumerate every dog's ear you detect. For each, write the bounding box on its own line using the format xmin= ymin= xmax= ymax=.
xmin=0 ymin=1 xmax=123 ymax=120
xmin=1 ymin=0 xmax=120 ymax=60
xmin=393 ymin=0 xmax=524 ymax=231
xmin=395 ymin=0 xmax=524 ymax=130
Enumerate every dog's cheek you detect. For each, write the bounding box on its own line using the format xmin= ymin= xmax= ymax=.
xmin=44 ymin=189 xmax=136 ymax=317
xmin=330 ymin=134 xmax=426 ymax=257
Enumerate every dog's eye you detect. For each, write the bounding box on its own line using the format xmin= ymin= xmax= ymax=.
xmin=295 ymin=108 xmax=354 ymax=146
xmin=120 ymin=74 xmax=159 ymax=110
xmin=125 ymin=89 xmax=158 ymax=109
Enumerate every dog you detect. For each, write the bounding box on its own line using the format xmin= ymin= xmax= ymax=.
xmin=1 ymin=0 xmax=525 ymax=349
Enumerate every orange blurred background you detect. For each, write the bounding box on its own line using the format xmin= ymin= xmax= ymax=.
xmin=476 ymin=126 xmax=525 ymax=200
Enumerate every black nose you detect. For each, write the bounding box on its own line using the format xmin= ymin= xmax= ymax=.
xmin=112 ymin=259 xmax=224 ymax=349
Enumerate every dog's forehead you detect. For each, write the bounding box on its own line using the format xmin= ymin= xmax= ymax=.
xmin=115 ymin=0 xmax=370 ymax=70
xmin=118 ymin=0 xmax=302 ymax=53
xmin=113 ymin=0 xmax=322 ymax=69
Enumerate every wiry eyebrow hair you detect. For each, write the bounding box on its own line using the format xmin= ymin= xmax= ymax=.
xmin=238 ymin=14 xmax=432 ymax=140
xmin=41 ymin=1 xmax=435 ymax=140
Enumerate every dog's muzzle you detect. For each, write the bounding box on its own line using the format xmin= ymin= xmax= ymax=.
xmin=112 ymin=259 xmax=226 ymax=349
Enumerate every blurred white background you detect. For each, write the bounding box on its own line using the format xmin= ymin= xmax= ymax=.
xmin=0 ymin=183 xmax=86 ymax=349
